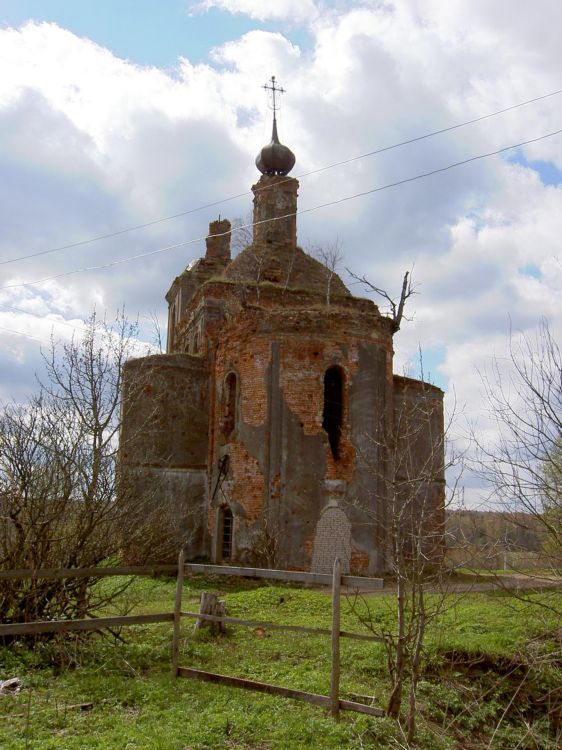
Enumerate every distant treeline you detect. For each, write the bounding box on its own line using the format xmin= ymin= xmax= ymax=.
xmin=446 ymin=510 xmax=543 ymax=552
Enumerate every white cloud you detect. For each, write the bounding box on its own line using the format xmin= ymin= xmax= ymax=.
xmin=190 ymin=0 xmax=319 ymax=24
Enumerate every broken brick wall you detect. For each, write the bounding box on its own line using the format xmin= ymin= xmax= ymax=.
xmin=208 ymin=297 xmax=395 ymax=574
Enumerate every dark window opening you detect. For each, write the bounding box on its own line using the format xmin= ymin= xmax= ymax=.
xmin=323 ymin=366 xmax=344 ymax=459
xmin=168 ymin=304 xmax=177 ymax=350
xmin=221 ymin=507 xmax=234 ymax=561
xmin=223 ymin=372 xmax=237 ymax=437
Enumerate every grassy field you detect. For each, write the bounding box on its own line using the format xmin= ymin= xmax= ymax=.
xmin=0 ymin=575 xmax=560 ymax=749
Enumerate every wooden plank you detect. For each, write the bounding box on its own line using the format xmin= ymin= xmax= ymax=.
xmin=171 ymin=549 xmax=185 ymax=677
xmin=185 ymin=563 xmax=383 ymax=590
xmin=179 ymin=611 xmax=385 ymax=643
xmin=340 ymin=630 xmax=385 ymax=643
xmin=0 ymin=565 xmax=178 ymax=581
xmin=330 ymin=557 xmax=341 ymax=719
xmin=341 ymin=574 xmax=384 ymax=590
xmin=177 ymin=668 xmax=386 ymax=717
xmin=177 ymin=667 xmax=331 ymax=708
xmin=0 ymin=613 xmax=174 ymax=637
xmin=0 ymin=564 xmax=383 ymax=589
xmin=339 ymin=699 xmax=385 ymax=717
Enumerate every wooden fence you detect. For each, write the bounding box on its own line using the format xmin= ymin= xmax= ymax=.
xmin=172 ymin=551 xmax=386 ymax=718
xmin=0 ymin=558 xmax=386 ymax=718
xmin=0 ymin=565 xmax=177 ymax=638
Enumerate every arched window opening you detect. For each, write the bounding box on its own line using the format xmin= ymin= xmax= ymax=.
xmin=223 ymin=372 xmax=237 ymax=438
xmin=323 ymin=366 xmax=344 ymax=460
xmin=220 ymin=507 xmax=234 ymax=561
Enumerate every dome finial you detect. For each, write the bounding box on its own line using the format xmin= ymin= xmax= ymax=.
xmin=255 ymin=76 xmax=295 ymax=176
xmin=264 ymin=75 xmax=283 ymax=116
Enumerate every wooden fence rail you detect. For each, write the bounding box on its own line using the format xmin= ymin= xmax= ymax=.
xmin=185 ymin=563 xmax=384 ymax=590
xmin=0 ymin=564 xmax=177 ymax=639
xmin=179 ymin=611 xmax=385 ymax=643
xmin=0 ymin=613 xmax=174 ymax=638
xmin=0 ymin=563 xmax=384 ymax=590
xmin=177 ymin=667 xmax=385 ymax=717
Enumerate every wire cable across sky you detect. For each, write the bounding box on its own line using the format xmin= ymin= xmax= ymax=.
xmin=2 ymin=126 xmax=561 ymax=292
xmin=1 ymin=87 xmax=562 ymax=268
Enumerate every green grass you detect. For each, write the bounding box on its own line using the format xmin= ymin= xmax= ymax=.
xmin=0 ymin=576 xmax=560 ymax=749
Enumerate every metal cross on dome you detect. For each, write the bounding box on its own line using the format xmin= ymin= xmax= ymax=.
xmin=263 ymin=75 xmax=286 ymax=113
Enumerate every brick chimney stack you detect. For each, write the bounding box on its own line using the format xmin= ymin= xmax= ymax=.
xmin=205 ymin=218 xmax=231 ymax=265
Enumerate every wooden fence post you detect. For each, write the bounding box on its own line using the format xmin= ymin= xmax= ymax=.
xmin=171 ymin=548 xmax=185 ymax=677
xmin=330 ymin=556 xmax=341 ymax=719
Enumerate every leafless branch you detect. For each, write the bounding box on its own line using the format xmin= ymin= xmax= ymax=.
xmin=346 ymin=268 xmax=417 ymax=329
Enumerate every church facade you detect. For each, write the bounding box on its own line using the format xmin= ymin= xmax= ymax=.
xmin=119 ymin=114 xmax=445 ymax=575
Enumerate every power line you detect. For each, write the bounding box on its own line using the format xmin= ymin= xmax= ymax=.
xmin=0 ymin=303 xmax=88 ymax=332
xmin=2 ymin=87 xmax=562 ymax=268
xmin=1 ymin=126 xmax=561 ymax=292
xmin=1 ymin=238 xmax=199 ymax=289
xmin=296 ymin=128 xmax=562 ymax=214
xmin=0 ymin=324 xmax=49 ymax=345
xmin=0 ymin=307 xmax=158 ymax=350
xmin=296 ymin=87 xmax=562 ymax=176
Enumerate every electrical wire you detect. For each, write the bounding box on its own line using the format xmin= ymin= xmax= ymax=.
xmin=0 ymin=303 xmax=88 ymax=332
xmin=0 ymin=324 xmax=49 ymax=345
xmin=0 ymin=309 xmax=158 ymax=351
xmin=1 ymin=126 xmax=561 ymax=292
xmin=2 ymin=87 xmax=562 ymax=267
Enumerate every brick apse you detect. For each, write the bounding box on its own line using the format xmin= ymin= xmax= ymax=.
xmin=119 ymin=116 xmax=445 ymax=575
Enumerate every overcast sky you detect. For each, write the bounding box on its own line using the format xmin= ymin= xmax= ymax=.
xmin=0 ymin=1 xmax=561 ymax=506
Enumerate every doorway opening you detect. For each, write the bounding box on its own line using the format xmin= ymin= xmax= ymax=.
xmin=220 ymin=506 xmax=234 ymax=561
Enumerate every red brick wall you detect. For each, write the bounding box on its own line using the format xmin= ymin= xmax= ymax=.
xmin=229 ymin=440 xmax=265 ymax=522
xmin=211 ymin=323 xmax=391 ymax=541
xmin=175 ymin=279 xmax=396 ymax=566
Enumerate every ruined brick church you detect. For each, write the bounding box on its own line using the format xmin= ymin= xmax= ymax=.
xmin=119 ymin=95 xmax=444 ymax=575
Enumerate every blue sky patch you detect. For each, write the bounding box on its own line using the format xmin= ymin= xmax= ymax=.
xmin=507 ymin=149 xmax=562 ymax=186
xmin=407 ymin=344 xmax=448 ymax=391
xmin=0 ymin=0 xmax=310 ymax=68
xmin=518 ymin=263 xmax=542 ymax=279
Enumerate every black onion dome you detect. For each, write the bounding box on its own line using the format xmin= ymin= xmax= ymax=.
xmin=255 ymin=117 xmax=295 ymax=176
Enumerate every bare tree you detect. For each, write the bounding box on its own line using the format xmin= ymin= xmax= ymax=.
xmin=341 ymin=264 xmax=453 ymax=739
xmin=310 ymin=238 xmax=344 ymax=307
xmin=466 ymin=319 xmax=562 ymax=747
xmin=0 ymin=311 xmax=174 ymax=625
xmin=145 ymin=310 xmax=164 ymax=354
xmin=474 ymin=318 xmax=562 ymax=597
xmin=348 ymin=372 xmax=463 ymax=743
xmin=347 ymin=268 xmax=416 ymax=330
xmin=230 ymin=213 xmax=254 ymax=255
